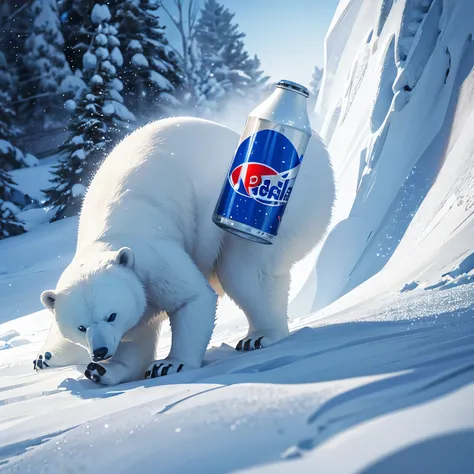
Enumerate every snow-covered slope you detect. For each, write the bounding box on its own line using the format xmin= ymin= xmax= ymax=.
xmin=1 ymin=218 xmax=473 ymax=473
xmin=1 ymin=1 xmax=474 ymax=472
xmin=296 ymin=0 xmax=474 ymax=313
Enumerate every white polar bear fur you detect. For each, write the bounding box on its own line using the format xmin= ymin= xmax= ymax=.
xmin=39 ymin=117 xmax=335 ymax=384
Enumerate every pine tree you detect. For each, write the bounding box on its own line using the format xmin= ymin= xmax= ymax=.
xmin=195 ymin=0 xmax=268 ymax=104
xmin=0 ymin=1 xmax=35 ymax=130
xmin=183 ymin=35 xmax=229 ymax=117
xmin=58 ymin=0 xmax=90 ymax=72
xmin=0 ymin=1 xmax=34 ymax=84
xmin=113 ymin=0 xmax=182 ymax=122
xmin=158 ymin=0 xmax=229 ymax=117
xmin=0 ymin=52 xmax=37 ymax=170
xmin=0 ymin=52 xmax=27 ymax=238
xmin=0 ymin=169 xmax=24 ymax=239
xmin=44 ymin=4 xmax=135 ymax=220
xmin=23 ymin=0 xmax=72 ymax=131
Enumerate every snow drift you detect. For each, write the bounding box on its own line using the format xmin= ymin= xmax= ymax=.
xmin=294 ymin=0 xmax=474 ymax=314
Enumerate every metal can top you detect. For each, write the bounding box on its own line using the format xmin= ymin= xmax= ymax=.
xmin=277 ymin=80 xmax=310 ymax=98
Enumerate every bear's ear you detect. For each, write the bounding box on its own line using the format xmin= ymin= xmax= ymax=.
xmin=41 ymin=290 xmax=56 ymax=311
xmin=115 ymin=247 xmax=135 ymax=268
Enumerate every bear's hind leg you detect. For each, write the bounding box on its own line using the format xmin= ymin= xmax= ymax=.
xmin=218 ymin=251 xmax=291 ymax=351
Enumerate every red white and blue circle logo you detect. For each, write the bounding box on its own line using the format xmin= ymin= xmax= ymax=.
xmin=228 ymin=130 xmax=302 ymax=207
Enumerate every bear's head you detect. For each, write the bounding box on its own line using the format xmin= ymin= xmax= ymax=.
xmin=41 ymin=247 xmax=146 ymax=362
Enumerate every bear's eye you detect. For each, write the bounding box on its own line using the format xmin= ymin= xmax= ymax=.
xmin=107 ymin=313 xmax=117 ymax=322
xmin=78 ymin=325 xmax=87 ymax=333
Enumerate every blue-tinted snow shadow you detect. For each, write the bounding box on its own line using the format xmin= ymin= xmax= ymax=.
xmin=45 ymin=289 xmax=474 ymax=474
xmin=344 ymin=36 xmax=474 ymax=296
xmin=4 ymin=286 xmax=474 ymax=473
xmin=360 ymin=430 xmax=474 ymax=474
xmin=0 ymin=427 xmax=77 ymax=466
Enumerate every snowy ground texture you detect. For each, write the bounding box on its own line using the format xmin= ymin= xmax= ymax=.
xmin=2 ymin=0 xmax=474 ymax=472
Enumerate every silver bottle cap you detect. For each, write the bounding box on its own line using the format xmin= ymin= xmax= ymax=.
xmin=277 ymin=80 xmax=310 ymax=98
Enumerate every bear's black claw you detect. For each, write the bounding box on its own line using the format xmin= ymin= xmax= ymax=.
xmin=151 ymin=363 xmax=163 ymax=378
xmin=161 ymin=364 xmax=172 ymax=376
xmin=87 ymin=362 xmax=106 ymax=376
xmin=236 ymin=336 xmax=265 ymax=352
xmin=254 ymin=337 xmax=263 ymax=349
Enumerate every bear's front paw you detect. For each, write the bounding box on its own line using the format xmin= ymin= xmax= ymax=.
xmin=84 ymin=362 xmax=107 ymax=384
xmin=85 ymin=361 xmax=139 ymax=385
xmin=33 ymin=351 xmax=53 ymax=370
xmin=144 ymin=358 xmax=186 ymax=379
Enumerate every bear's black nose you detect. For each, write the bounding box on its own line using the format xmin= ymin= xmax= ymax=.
xmin=92 ymin=347 xmax=108 ymax=361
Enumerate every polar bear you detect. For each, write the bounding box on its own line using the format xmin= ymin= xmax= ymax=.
xmin=36 ymin=117 xmax=334 ymax=385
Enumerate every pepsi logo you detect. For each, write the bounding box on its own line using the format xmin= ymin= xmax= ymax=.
xmin=229 ymin=161 xmax=300 ymax=207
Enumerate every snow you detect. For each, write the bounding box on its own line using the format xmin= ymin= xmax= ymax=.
xmin=82 ymin=51 xmax=97 ymax=71
xmin=64 ymin=99 xmax=76 ymax=112
xmin=306 ymin=0 xmax=474 ymax=311
xmin=150 ymin=71 xmax=173 ymax=90
xmin=127 ymin=40 xmax=142 ymax=53
xmin=90 ymin=74 xmax=103 ymax=85
xmin=71 ymin=183 xmax=86 ymax=197
xmin=70 ymin=135 xmax=84 ymax=146
xmin=71 ymin=149 xmax=86 ymax=161
xmin=0 ymin=0 xmax=473 ymax=472
xmin=9 ymin=156 xmax=58 ymax=202
xmin=0 ymin=139 xmax=12 ymax=154
xmin=91 ymin=4 xmax=111 ymax=25
xmin=110 ymin=47 xmax=124 ymax=67
xmin=102 ymin=103 xmax=115 ymax=116
xmin=132 ymin=53 xmax=149 ymax=68
xmin=95 ymin=46 xmax=109 ymax=61
xmin=111 ymin=78 xmax=124 ymax=92
xmin=95 ymin=33 xmax=108 ymax=47
xmin=109 ymin=89 xmax=124 ymax=104
xmin=101 ymin=60 xmax=116 ymax=75
xmin=0 ymin=218 xmax=473 ymax=472
xmin=1 ymin=200 xmax=21 ymax=216
xmin=108 ymin=101 xmax=136 ymax=122
xmin=159 ymin=92 xmax=181 ymax=107
xmin=60 ymin=74 xmax=87 ymax=99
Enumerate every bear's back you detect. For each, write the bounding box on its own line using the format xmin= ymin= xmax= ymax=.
xmin=77 ymin=118 xmax=239 ymax=269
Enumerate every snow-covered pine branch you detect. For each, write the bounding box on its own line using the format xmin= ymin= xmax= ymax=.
xmin=22 ymin=0 xmax=72 ymax=131
xmin=0 ymin=52 xmax=37 ymax=239
xmin=44 ymin=3 xmax=134 ymax=221
xmin=0 ymin=53 xmax=37 ymax=171
xmin=114 ymin=0 xmax=182 ymax=122
xmin=58 ymin=0 xmax=91 ymax=72
xmin=193 ymin=0 xmax=268 ymax=113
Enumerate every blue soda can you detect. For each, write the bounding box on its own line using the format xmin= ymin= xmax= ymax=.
xmin=213 ymin=79 xmax=312 ymax=244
